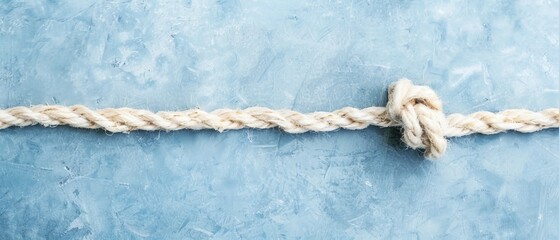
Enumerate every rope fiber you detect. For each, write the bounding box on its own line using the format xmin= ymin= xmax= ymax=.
xmin=1 ymin=79 xmax=558 ymax=159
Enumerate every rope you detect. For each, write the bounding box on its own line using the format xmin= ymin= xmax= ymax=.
xmin=1 ymin=79 xmax=558 ymax=159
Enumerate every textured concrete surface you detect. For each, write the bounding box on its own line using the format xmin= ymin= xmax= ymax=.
xmin=1 ymin=0 xmax=559 ymax=239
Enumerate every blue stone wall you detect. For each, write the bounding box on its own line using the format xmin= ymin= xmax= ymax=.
xmin=1 ymin=0 xmax=559 ymax=239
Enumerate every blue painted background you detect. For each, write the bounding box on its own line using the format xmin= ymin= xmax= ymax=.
xmin=2 ymin=0 xmax=559 ymax=239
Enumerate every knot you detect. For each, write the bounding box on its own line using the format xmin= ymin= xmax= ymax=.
xmin=386 ymin=79 xmax=447 ymax=159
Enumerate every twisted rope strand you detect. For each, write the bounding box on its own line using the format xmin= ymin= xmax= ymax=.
xmin=445 ymin=109 xmax=559 ymax=137
xmin=1 ymin=79 xmax=558 ymax=159
xmin=0 ymin=106 xmax=395 ymax=133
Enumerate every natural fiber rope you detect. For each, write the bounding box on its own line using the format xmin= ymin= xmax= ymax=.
xmin=1 ymin=79 xmax=558 ymax=159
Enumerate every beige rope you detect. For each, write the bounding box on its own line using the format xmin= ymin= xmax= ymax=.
xmin=1 ymin=79 xmax=558 ymax=159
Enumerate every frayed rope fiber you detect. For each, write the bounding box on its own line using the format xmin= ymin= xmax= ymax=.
xmin=1 ymin=79 xmax=558 ymax=159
